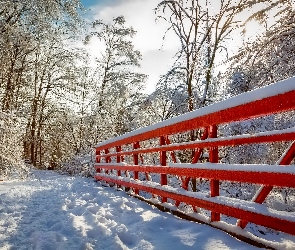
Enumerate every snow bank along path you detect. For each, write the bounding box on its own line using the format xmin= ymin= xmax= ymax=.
xmin=0 ymin=170 xmax=259 ymax=250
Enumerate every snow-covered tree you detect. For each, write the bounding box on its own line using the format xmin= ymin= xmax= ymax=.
xmin=0 ymin=112 xmax=26 ymax=179
xmin=85 ymin=16 xmax=147 ymax=141
xmin=224 ymin=0 xmax=295 ymax=164
xmin=0 ymin=0 xmax=88 ymax=169
xmin=229 ymin=0 xmax=294 ymax=88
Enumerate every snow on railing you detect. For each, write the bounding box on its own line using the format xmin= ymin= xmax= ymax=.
xmin=94 ymin=77 xmax=295 ymax=248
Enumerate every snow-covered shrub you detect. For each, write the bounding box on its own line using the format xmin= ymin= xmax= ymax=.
xmin=0 ymin=112 xmax=28 ymax=179
xmin=58 ymin=150 xmax=95 ymax=178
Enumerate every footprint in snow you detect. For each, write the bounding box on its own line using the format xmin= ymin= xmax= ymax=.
xmin=3 ymin=206 xmax=14 ymax=214
xmin=70 ymin=207 xmax=84 ymax=216
xmin=104 ymin=211 xmax=114 ymax=220
xmin=125 ymin=201 xmax=137 ymax=209
xmin=135 ymin=240 xmax=154 ymax=250
xmin=96 ymin=215 xmax=107 ymax=223
xmin=82 ymin=193 xmax=94 ymax=202
xmin=66 ymin=201 xmax=76 ymax=210
xmin=32 ymin=211 xmax=43 ymax=217
xmin=87 ymin=223 xmax=112 ymax=238
xmin=87 ymin=205 xmax=100 ymax=214
xmin=116 ymin=224 xmax=138 ymax=247
xmin=109 ymin=208 xmax=121 ymax=217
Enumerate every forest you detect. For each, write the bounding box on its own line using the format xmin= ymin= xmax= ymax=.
xmin=0 ymin=0 xmax=294 ymax=179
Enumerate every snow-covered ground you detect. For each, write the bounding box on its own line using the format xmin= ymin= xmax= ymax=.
xmin=0 ymin=170 xmax=259 ymax=250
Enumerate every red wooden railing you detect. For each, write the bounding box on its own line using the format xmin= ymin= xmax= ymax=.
xmin=94 ymin=77 xmax=295 ymax=247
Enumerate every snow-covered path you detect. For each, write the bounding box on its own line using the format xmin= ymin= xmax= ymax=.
xmin=0 ymin=170 xmax=257 ymax=250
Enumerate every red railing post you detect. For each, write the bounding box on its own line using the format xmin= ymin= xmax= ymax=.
xmin=116 ymin=146 xmax=121 ymax=176
xmin=105 ymin=148 xmax=109 ymax=162
xmin=160 ymin=136 xmax=167 ymax=202
xmin=165 ymin=136 xmax=181 ymax=206
xmin=96 ymin=148 xmax=101 ymax=173
xmin=105 ymin=148 xmax=109 ymax=174
xmin=133 ymin=142 xmax=140 ymax=195
xmin=209 ymin=124 xmax=220 ymax=222
xmin=116 ymin=146 xmax=121 ymax=189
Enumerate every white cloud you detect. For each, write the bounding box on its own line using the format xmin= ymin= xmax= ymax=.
xmin=85 ymin=0 xmax=179 ymax=93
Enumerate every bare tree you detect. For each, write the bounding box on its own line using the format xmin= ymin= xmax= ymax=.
xmin=155 ymin=0 xmax=284 ymax=112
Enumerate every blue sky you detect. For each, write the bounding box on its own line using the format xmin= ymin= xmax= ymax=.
xmin=81 ymin=0 xmax=112 ymax=8
xmin=81 ymin=0 xmax=96 ymax=7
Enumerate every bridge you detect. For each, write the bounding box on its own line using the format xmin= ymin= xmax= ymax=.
xmin=94 ymin=77 xmax=295 ymax=248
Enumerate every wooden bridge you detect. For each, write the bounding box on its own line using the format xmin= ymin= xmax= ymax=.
xmin=94 ymin=77 xmax=295 ymax=248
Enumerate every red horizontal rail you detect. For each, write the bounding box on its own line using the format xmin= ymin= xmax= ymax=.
xmin=95 ymin=174 xmax=295 ymax=236
xmin=95 ymin=163 xmax=295 ymax=187
xmin=96 ymin=79 xmax=295 ymax=150
xmin=96 ymin=128 xmax=295 ymax=159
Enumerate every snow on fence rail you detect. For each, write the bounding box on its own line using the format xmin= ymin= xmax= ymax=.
xmin=94 ymin=77 xmax=295 ymax=247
